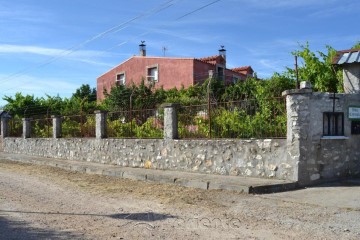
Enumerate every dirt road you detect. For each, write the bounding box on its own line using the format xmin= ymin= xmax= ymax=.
xmin=0 ymin=160 xmax=359 ymax=239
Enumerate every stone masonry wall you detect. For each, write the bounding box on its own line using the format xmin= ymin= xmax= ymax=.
xmin=284 ymin=89 xmax=360 ymax=185
xmin=3 ymin=138 xmax=291 ymax=180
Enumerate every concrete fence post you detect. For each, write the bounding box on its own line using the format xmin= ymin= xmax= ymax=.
xmin=95 ymin=110 xmax=107 ymax=139
xmin=52 ymin=115 xmax=62 ymax=138
xmin=162 ymin=103 xmax=179 ymax=139
xmin=22 ymin=118 xmax=32 ymax=139
xmin=0 ymin=117 xmax=10 ymax=138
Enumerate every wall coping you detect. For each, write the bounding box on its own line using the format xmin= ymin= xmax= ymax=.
xmin=282 ymin=89 xmax=313 ymax=97
xmin=321 ymin=136 xmax=349 ymax=140
xmin=94 ymin=110 xmax=108 ymax=114
xmin=161 ymin=103 xmax=180 ymax=108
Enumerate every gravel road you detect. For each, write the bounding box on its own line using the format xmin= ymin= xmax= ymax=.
xmin=0 ymin=160 xmax=359 ymax=239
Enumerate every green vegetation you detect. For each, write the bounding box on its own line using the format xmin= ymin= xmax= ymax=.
xmin=2 ymin=42 xmax=356 ymax=138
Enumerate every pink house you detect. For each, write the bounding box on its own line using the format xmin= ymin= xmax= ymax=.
xmin=97 ymin=43 xmax=254 ymax=101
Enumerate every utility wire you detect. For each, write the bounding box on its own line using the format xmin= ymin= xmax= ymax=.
xmin=0 ymin=0 xmax=179 ymax=87
xmin=1 ymin=0 xmax=222 ymax=97
xmin=101 ymin=0 xmax=223 ymax=54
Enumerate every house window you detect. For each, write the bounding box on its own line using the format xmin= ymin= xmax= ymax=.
xmin=116 ymin=72 xmax=126 ymax=86
xmin=147 ymin=65 xmax=158 ymax=82
xmin=323 ymin=112 xmax=344 ymax=136
xmin=217 ymin=66 xmax=224 ymax=80
xmin=232 ymin=75 xmax=240 ymax=84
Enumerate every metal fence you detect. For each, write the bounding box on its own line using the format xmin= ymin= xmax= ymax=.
xmin=179 ymin=97 xmax=286 ymax=139
xmin=30 ymin=116 xmax=53 ymax=138
xmin=106 ymin=108 xmax=163 ymax=139
xmin=5 ymin=97 xmax=286 ymax=139
xmin=9 ymin=118 xmax=22 ymax=137
xmin=62 ymin=114 xmax=96 ymax=138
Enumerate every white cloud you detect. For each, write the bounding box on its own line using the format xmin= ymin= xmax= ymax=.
xmin=243 ymin=0 xmax=339 ymax=9
xmin=0 ymin=44 xmax=102 ymax=58
xmin=308 ymin=1 xmax=360 ymax=18
xmin=0 ymin=74 xmax=83 ymax=106
xmin=0 ymin=44 xmax=116 ymax=67
xmin=0 ymin=2 xmax=52 ymax=23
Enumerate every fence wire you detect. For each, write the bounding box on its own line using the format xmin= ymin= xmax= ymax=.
xmin=62 ymin=114 xmax=96 ymax=138
xmin=106 ymin=108 xmax=163 ymax=139
xmin=179 ymin=97 xmax=286 ymax=139
xmin=9 ymin=118 xmax=22 ymax=137
xmin=4 ymin=97 xmax=286 ymax=139
xmin=30 ymin=116 xmax=53 ymax=138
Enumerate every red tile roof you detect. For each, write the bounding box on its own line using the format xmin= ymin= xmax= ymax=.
xmin=196 ymin=55 xmax=225 ymax=65
xmin=231 ymin=66 xmax=254 ymax=74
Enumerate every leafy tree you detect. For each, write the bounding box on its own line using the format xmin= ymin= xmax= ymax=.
xmin=352 ymin=42 xmax=360 ymax=49
xmin=72 ymin=84 xmax=97 ymax=101
xmin=287 ymin=42 xmax=341 ymax=92
xmin=3 ymin=93 xmax=41 ymax=117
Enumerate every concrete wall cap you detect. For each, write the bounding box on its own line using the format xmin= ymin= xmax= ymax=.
xmin=161 ymin=103 xmax=180 ymax=108
xmin=282 ymin=88 xmax=313 ymax=97
xmin=94 ymin=110 xmax=108 ymax=114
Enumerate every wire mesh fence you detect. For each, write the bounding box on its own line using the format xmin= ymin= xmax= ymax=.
xmin=61 ymin=114 xmax=96 ymax=138
xmin=9 ymin=118 xmax=22 ymax=137
xmin=4 ymin=97 xmax=286 ymax=139
xmin=107 ymin=108 xmax=163 ymax=139
xmin=179 ymin=97 xmax=286 ymax=139
xmin=30 ymin=116 xmax=53 ymax=138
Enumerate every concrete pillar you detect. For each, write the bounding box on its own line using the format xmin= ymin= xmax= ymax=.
xmin=22 ymin=118 xmax=32 ymax=139
xmin=162 ymin=103 xmax=179 ymax=139
xmin=0 ymin=117 xmax=10 ymax=138
xmin=95 ymin=110 xmax=107 ymax=139
xmin=52 ymin=115 xmax=62 ymax=138
xmin=282 ymin=87 xmax=313 ymax=185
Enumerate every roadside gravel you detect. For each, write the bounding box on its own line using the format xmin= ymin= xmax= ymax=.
xmin=0 ymin=160 xmax=359 ymax=239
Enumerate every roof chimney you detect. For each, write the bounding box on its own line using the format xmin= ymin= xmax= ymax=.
xmin=219 ymin=45 xmax=226 ymax=60
xmin=219 ymin=45 xmax=226 ymax=68
xmin=139 ymin=41 xmax=146 ymax=57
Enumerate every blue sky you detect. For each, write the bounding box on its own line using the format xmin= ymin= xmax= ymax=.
xmin=0 ymin=0 xmax=359 ymax=106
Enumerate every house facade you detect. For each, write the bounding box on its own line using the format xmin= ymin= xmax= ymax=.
xmin=97 ymin=44 xmax=254 ymax=101
xmin=332 ymin=48 xmax=360 ymax=93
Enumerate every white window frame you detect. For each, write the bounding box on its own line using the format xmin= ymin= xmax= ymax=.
xmin=115 ymin=72 xmax=126 ymax=86
xmin=232 ymin=75 xmax=240 ymax=84
xmin=146 ymin=64 xmax=159 ymax=82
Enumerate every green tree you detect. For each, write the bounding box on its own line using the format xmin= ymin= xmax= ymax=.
xmin=288 ymin=42 xmax=341 ymax=92
xmin=352 ymin=42 xmax=360 ymax=49
xmin=72 ymin=84 xmax=97 ymax=101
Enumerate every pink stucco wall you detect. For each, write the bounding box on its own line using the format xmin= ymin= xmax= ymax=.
xmin=97 ymin=56 xmax=247 ymax=101
xmin=97 ymin=57 xmax=195 ymax=100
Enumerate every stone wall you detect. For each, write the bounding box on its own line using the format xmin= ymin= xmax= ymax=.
xmin=284 ymin=89 xmax=360 ymax=185
xmin=343 ymin=63 xmax=360 ymax=94
xmin=3 ymin=87 xmax=359 ymax=186
xmin=3 ymin=138 xmax=292 ymax=180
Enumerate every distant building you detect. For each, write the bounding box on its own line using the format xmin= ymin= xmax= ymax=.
xmin=97 ymin=43 xmax=254 ymax=101
xmin=332 ymin=48 xmax=360 ymax=93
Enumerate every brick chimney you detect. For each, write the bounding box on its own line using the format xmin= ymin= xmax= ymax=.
xmin=218 ymin=45 xmax=226 ymax=68
xmin=219 ymin=45 xmax=226 ymax=59
xmin=139 ymin=41 xmax=146 ymax=57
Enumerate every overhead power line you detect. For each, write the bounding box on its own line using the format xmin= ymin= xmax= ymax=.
xmin=105 ymin=0 xmax=223 ymax=53
xmin=176 ymin=0 xmax=221 ymax=20
xmin=0 ymin=0 xmax=179 ymax=87
xmin=1 ymin=0 xmax=222 ymax=96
